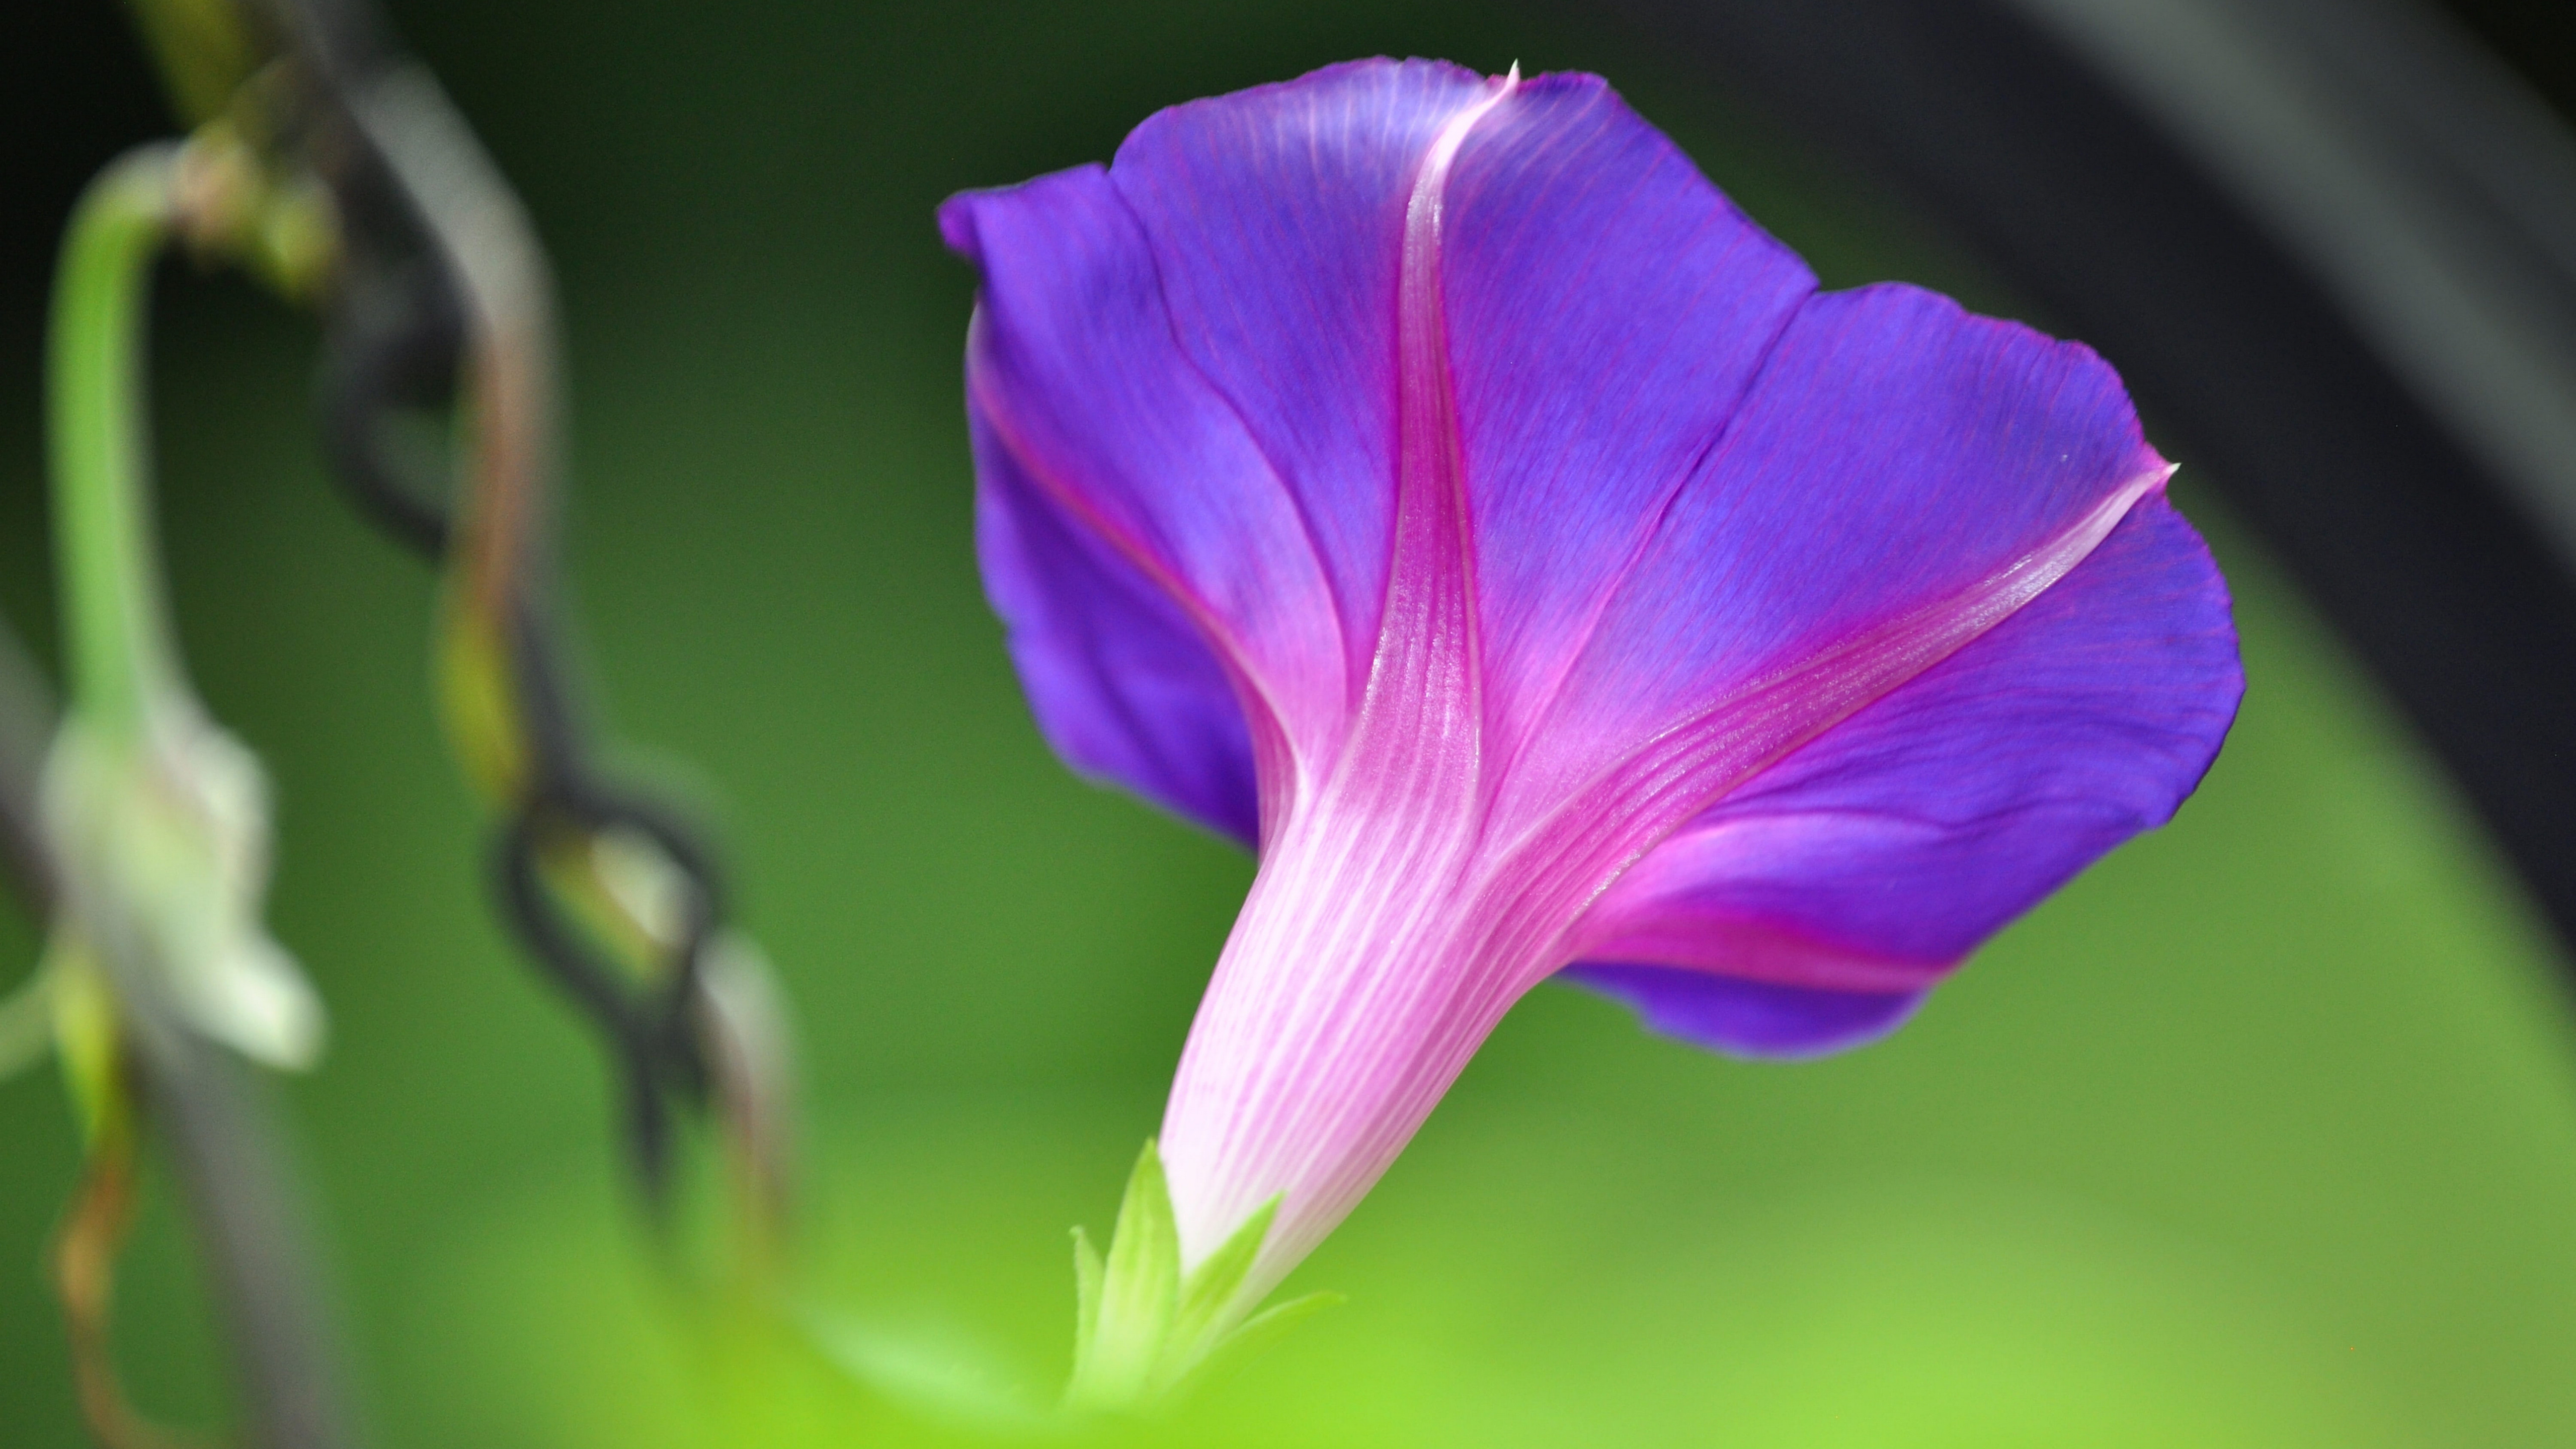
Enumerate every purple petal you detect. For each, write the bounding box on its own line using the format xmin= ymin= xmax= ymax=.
xmin=1495 ymin=284 xmax=2178 ymax=828
xmin=952 ymin=62 xmax=1833 ymax=843
xmin=1109 ymin=58 xmax=1498 ymax=692
xmin=1558 ymin=965 xmax=1926 ymax=1060
xmin=1565 ymin=494 xmax=2241 ymax=1011
xmin=1112 ymin=63 xmax=1820 ymax=757
xmin=1441 ymin=73 xmax=1814 ymax=769
xmin=971 ymin=405 xmax=1258 ymax=844
xmin=941 ymin=162 xmax=1348 ymax=825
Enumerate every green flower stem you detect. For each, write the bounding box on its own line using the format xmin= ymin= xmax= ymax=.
xmin=49 ymin=146 xmax=185 ymax=741
xmin=35 ymin=137 xmax=358 ymax=1449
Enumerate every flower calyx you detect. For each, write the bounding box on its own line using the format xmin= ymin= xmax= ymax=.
xmin=1061 ymin=1140 xmax=1340 ymax=1417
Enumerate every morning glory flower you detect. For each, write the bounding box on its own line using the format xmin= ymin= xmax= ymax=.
xmin=940 ymin=57 xmax=2241 ymax=1365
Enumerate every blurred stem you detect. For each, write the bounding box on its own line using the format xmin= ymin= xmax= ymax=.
xmin=35 ymin=143 xmax=362 ymax=1449
xmin=50 ymin=147 xmax=184 ymax=740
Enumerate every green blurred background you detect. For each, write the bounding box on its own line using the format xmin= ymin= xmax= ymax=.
xmin=6 ymin=1 xmax=2576 ymax=1444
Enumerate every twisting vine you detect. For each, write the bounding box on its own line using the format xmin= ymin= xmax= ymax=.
xmin=269 ymin=0 xmax=797 ymax=1224
xmin=0 ymin=0 xmax=806 ymax=1441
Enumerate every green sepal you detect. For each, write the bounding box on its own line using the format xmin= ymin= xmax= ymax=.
xmin=1062 ymin=1140 xmax=1180 ymax=1411
xmin=1062 ymin=1142 xmax=1335 ymax=1417
xmin=1070 ymin=1226 xmax=1103 ymax=1375
xmin=1167 ymin=1290 xmax=1346 ymax=1407
xmin=1152 ymin=1193 xmax=1279 ymax=1395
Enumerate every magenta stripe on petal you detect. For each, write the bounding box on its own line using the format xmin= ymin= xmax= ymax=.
xmin=1569 ymin=495 xmax=2240 ymax=1005
xmin=1111 ymin=59 xmax=1502 ymax=697
xmin=1442 ymin=74 xmax=1815 ymax=778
